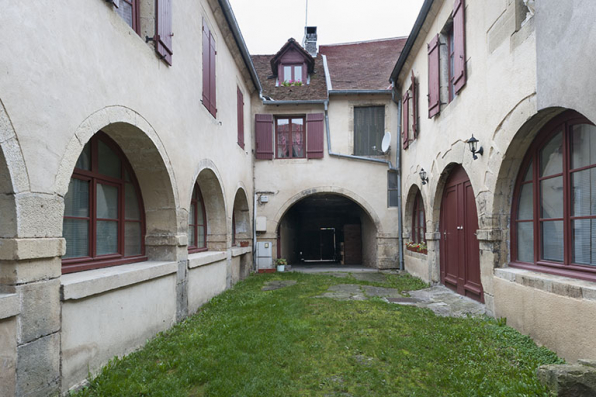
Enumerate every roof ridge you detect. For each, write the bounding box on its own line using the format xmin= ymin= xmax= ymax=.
xmin=319 ymin=36 xmax=408 ymax=48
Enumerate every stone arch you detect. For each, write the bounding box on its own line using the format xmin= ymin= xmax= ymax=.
xmin=56 ymin=106 xmax=181 ymax=260
xmin=232 ymin=186 xmax=251 ymax=245
xmin=191 ymin=161 xmax=227 ymax=251
xmin=404 ymin=183 xmax=425 ymax=241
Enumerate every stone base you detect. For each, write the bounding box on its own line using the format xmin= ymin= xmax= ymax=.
xmin=537 ymin=360 xmax=596 ymax=397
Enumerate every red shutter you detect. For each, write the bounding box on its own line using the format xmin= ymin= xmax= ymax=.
xmin=155 ymin=0 xmax=173 ymax=65
xmin=209 ymin=33 xmax=217 ymax=116
xmin=402 ymin=92 xmax=409 ymax=149
xmin=237 ymin=87 xmax=244 ymax=149
xmin=255 ymin=114 xmax=274 ymax=160
xmin=306 ymin=113 xmax=324 ymax=159
xmin=453 ymin=0 xmax=466 ymax=94
xmin=411 ymin=72 xmax=418 ymax=139
xmin=427 ymin=34 xmax=441 ymax=118
xmin=202 ymin=21 xmax=211 ymax=112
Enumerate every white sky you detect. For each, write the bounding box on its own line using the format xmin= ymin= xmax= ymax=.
xmin=228 ymin=0 xmax=425 ymax=54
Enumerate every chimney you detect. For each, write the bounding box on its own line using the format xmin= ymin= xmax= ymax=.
xmin=303 ymin=26 xmax=317 ymax=57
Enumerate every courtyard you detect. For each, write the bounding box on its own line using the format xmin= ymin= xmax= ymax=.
xmin=74 ymin=271 xmax=562 ymax=396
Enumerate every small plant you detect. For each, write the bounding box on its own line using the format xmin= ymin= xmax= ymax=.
xmin=406 ymin=241 xmax=427 ymax=253
xmin=275 ymin=258 xmax=287 ymax=266
xmin=281 ymin=80 xmax=303 ymax=87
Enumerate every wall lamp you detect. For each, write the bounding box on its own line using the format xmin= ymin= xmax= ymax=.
xmin=467 ymin=135 xmax=483 ymax=160
xmin=419 ymin=168 xmax=429 ymax=185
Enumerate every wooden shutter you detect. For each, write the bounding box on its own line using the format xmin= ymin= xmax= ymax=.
xmin=155 ymin=0 xmax=173 ymax=65
xmin=108 ymin=0 xmax=120 ymax=7
xmin=237 ymin=87 xmax=244 ymax=149
xmin=209 ymin=33 xmax=217 ymax=116
xmin=453 ymin=0 xmax=466 ymax=94
xmin=306 ymin=113 xmax=324 ymax=159
xmin=428 ymin=34 xmax=441 ymax=118
xmin=411 ymin=72 xmax=418 ymax=139
xmin=402 ymin=92 xmax=410 ymax=149
xmin=202 ymin=20 xmax=211 ymax=113
xmin=255 ymin=114 xmax=274 ymax=160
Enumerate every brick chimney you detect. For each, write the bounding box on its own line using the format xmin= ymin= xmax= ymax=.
xmin=303 ymin=26 xmax=317 ymax=57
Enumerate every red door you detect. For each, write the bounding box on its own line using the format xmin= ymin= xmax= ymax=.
xmin=440 ymin=166 xmax=484 ymax=302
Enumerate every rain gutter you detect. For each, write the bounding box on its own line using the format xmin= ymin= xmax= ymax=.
xmin=390 ymin=78 xmax=404 ymax=271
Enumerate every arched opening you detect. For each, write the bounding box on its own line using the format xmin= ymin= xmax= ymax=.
xmin=277 ymin=193 xmax=378 ymax=267
xmin=232 ymin=188 xmax=250 ymax=246
xmin=194 ymin=168 xmax=227 ymax=251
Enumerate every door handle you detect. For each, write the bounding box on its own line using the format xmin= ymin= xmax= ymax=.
xmin=444 ymin=230 xmax=447 ymax=240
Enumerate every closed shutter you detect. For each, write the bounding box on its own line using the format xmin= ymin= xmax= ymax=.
xmin=255 ymin=114 xmax=273 ymax=160
xmin=428 ymin=34 xmax=441 ymax=118
xmin=202 ymin=20 xmax=211 ymax=112
xmin=209 ymin=33 xmax=217 ymax=116
xmin=156 ymin=0 xmax=173 ymax=65
xmin=453 ymin=0 xmax=466 ymax=94
xmin=306 ymin=113 xmax=324 ymax=159
xmin=411 ymin=72 xmax=418 ymax=139
xmin=402 ymin=92 xmax=409 ymax=149
xmin=237 ymin=88 xmax=244 ymax=149
xmin=109 ymin=0 xmax=120 ymax=7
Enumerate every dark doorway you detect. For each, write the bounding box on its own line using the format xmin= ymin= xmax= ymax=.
xmin=439 ymin=165 xmax=484 ymax=302
xmin=278 ymin=194 xmax=371 ymax=266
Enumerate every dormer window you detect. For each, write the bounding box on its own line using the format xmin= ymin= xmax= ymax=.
xmin=270 ymin=38 xmax=315 ymax=87
xmin=283 ymin=64 xmax=304 ymax=83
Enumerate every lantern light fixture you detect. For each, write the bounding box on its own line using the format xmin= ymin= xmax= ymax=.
xmin=419 ymin=168 xmax=429 ymax=185
xmin=467 ymin=135 xmax=484 ymax=160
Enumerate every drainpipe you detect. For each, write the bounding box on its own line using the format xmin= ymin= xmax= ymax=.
xmin=390 ymin=78 xmax=405 ymax=271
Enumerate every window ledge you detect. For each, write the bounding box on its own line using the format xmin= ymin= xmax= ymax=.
xmin=188 ymin=251 xmax=227 ymax=269
xmin=0 ymin=293 xmax=19 ymax=320
xmin=231 ymin=246 xmax=252 ymax=257
xmin=61 ymin=260 xmax=178 ymax=301
xmin=495 ymin=267 xmax=596 ymax=301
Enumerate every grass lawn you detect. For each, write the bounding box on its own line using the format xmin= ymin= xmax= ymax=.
xmin=74 ymin=272 xmax=562 ymax=396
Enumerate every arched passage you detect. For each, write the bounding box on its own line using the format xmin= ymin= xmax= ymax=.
xmin=276 ymin=193 xmax=379 ymax=267
xmin=194 ymin=166 xmax=227 ymax=251
xmin=232 ymin=187 xmax=250 ymax=245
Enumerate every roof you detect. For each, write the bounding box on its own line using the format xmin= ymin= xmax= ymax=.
xmin=319 ymin=37 xmax=408 ymax=91
xmin=251 ymin=53 xmax=328 ymax=101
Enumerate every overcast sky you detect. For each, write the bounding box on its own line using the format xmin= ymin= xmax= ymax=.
xmin=228 ymin=0 xmax=425 ymax=55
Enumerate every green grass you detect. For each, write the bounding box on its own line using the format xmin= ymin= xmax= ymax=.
xmin=74 ymin=272 xmax=562 ymax=397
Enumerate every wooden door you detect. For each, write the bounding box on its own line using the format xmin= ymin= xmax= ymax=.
xmin=440 ymin=166 xmax=484 ymax=302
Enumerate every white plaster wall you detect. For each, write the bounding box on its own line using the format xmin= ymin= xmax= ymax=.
xmin=61 ymin=274 xmax=177 ymax=391
xmin=188 ymin=260 xmax=227 ymax=314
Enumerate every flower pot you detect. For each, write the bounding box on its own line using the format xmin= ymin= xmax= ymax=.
xmin=276 ymin=265 xmax=285 ymax=272
xmin=240 ymin=241 xmax=249 ymax=247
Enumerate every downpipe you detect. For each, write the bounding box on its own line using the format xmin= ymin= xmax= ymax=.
xmin=390 ymin=78 xmax=405 ymax=271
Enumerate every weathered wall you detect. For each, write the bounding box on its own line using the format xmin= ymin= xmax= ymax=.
xmin=188 ymin=256 xmax=228 ymax=314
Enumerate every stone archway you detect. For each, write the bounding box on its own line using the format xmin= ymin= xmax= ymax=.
xmin=192 ymin=162 xmax=228 ymax=251
xmin=232 ymin=187 xmax=250 ymax=245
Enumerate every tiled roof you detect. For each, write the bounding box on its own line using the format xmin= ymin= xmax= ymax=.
xmin=319 ymin=37 xmax=407 ymax=91
xmin=251 ymin=54 xmax=328 ymax=101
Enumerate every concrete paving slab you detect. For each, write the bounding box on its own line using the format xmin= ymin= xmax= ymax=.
xmin=290 ymin=264 xmax=379 ymax=273
xmin=361 ymin=285 xmax=402 ymax=299
xmin=261 ymin=280 xmax=297 ymax=291
xmin=352 ymin=273 xmax=388 ymax=283
xmin=396 ymin=285 xmax=486 ymax=318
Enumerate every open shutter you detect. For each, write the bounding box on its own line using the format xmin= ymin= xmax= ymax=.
xmin=237 ymin=87 xmax=244 ymax=149
xmin=402 ymin=92 xmax=409 ymax=149
xmin=427 ymin=34 xmax=441 ymax=118
xmin=209 ymin=33 xmax=217 ymax=116
xmin=202 ymin=21 xmax=211 ymax=112
xmin=108 ymin=0 xmax=121 ymax=7
xmin=255 ymin=114 xmax=274 ymax=160
xmin=155 ymin=0 xmax=173 ymax=65
xmin=306 ymin=113 xmax=324 ymax=159
xmin=453 ymin=0 xmax=466 ymax=94
xmin=411 ymin=72 xmax=418 ymax=139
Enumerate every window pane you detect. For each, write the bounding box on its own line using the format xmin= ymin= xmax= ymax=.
xmin=198 ymin=226 xmax=206 ymax=248
xmin=277 ymin=119 xmax=290 ymax=158
xmin=573 ymin=219 xmax=595 ymax=266
xmin=125 ymin=222 xmax=142 ymax=256
xmin=517 ymin=183 xmax=533 ymax=220
xmin=541 ymin=221 xmax=564 ymax=262
xmin=97 ymin=184 xmax=119 ymax=219
xmin=540 ymin=176 xmax=563 ymax=219
xmin=292 ymin=119 xmax=304 ymax=157
xmin=64 ymin=178 xmax=89 ymax=217
xmin=63 ymin=219 xmax=89 ymax=258
xmin=98 ymin=140 xmax=122 ymax=179
xmin=572 ymin=168 xmax=596 ymax=216
xmin=540 ymin=131 xmax=563 ymax=177
xmin=196 ymin=199 xmax=204 ymax=225
xmin=96 ymin=220 xmax=118 ymax=255
xmin=388 ymin=190 xmax=398 ymax=207
xmin=115 ymin=0 xmax=133 ymax=28
xmin=387 ymin=172 xmax=398 ymax=189
xmin=522 ymin=160 xmax=533 ymax=182
xmin=517 ymin=222 xmax=534 ymax=263
xmin=76 ymin=143 xmax=91 ymax=171
xmin=125 ymin=183 xmax=140 ymax=220
xmin=571 ymin=124 xmax=596 ymax=169
xmin=283 ymin=66 xmax=292 ymax=82
xmin=189 ymin=201 xmax=196 ymax=225
xmin=294 ymin=65 xmax=303 ymax=82
xmin=189 ymin=225 xmax=196 ymax=247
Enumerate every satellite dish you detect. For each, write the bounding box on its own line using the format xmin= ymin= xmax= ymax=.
xmin=381 ymin=131 xmax=391 ymax=154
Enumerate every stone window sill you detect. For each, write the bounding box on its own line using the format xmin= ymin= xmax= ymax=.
xmin=61 ymin=260 xmax=178 ymax=301
xmin=188 ymin=251 xmax=226 ymax=269
xmin=231 ymin=246 xmax=252 ymax=257
xmin=494 ymin=267 xmax=596 ymax=301
xmin=0 ymin=293 xmax=19 ymax=319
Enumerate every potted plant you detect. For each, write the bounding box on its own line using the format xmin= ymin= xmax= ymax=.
xmin=406 ymin=241 xmax=427 ymax=255
xmin=275 ymin=258 xmax=287 ymax=272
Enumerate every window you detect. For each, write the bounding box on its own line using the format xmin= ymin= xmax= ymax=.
xmin=114 ymin=0 xmax=139 ymax=32
xmin=282 ymin=64 xmax=304 ymax=83
xmin=276 ymin=117 xmax=305 ymax=159
xmin=388 ymin=172 xmax=399 ymax=207
xmin=62 ymin=132 xmax=145 ymax=273
xmin=354 ymin=106 xmax=385 ymax=156
xmin=402 ymin=72 xmax=418 ymax=149
xmin=189 ymin=184 xmax=207 ymax=252
xmin=202 ymin=18 xmax=217 ymax=117
xmin=412 ymin=191 xmax=426 ymax=244
xmin=512 ymin=112 xmax=596 ymax=281
xmin=447 ymin=25 xmax=455 ymax=103
xmin=237 ymin=87 xmax=244 ymax=149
